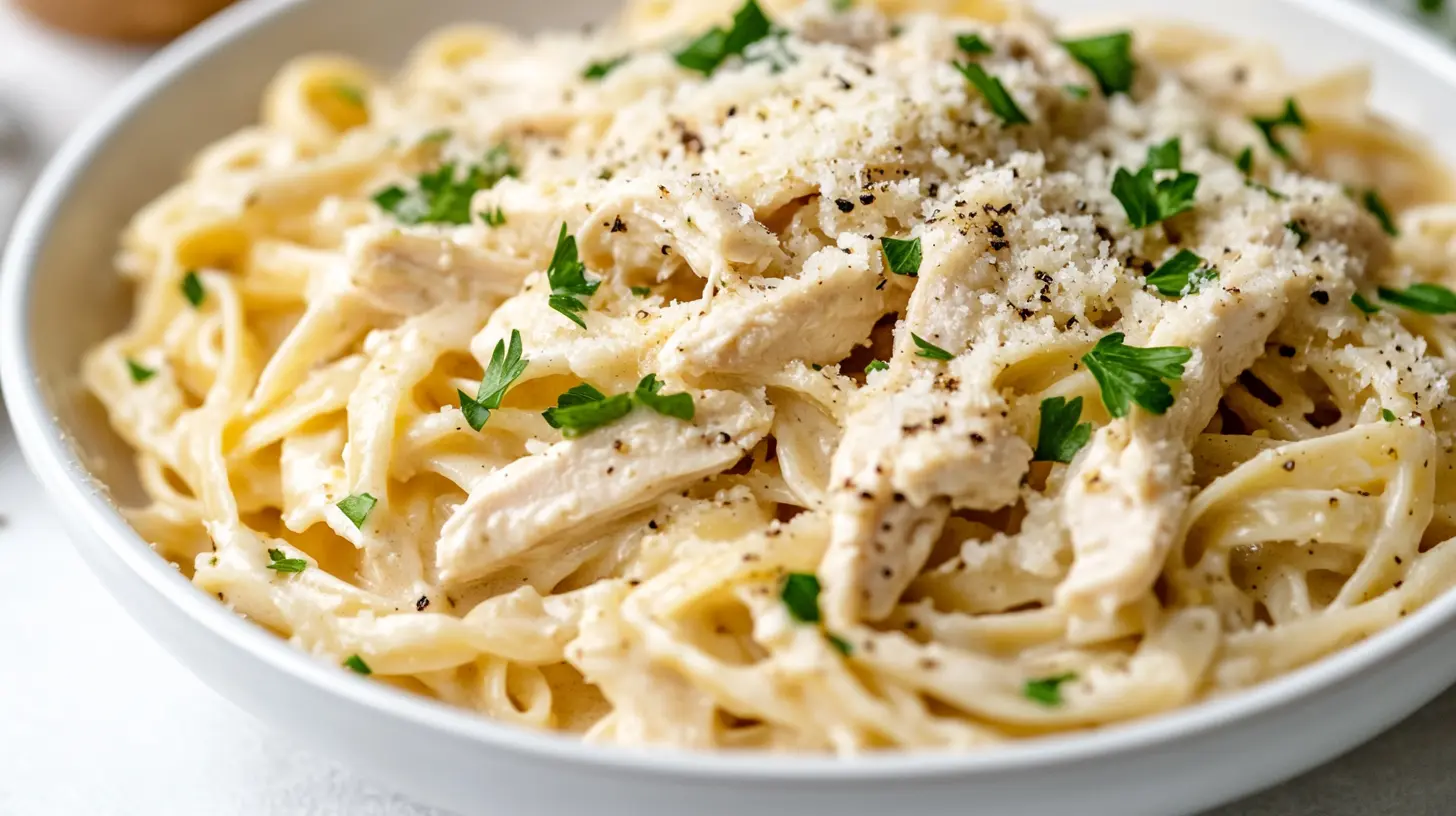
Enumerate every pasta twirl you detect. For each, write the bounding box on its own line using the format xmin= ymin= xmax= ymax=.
xmin=83 ymin=0 xmax=1456 ymax=752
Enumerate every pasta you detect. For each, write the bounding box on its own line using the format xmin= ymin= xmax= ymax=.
xmin=83 ymin=0 xmax=1456 ymax=752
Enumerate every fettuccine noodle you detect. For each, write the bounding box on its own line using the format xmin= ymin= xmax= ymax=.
xmin=83 ymin=0 xmax=1456 ymax=751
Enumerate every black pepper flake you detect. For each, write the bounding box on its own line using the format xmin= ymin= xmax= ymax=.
xmin=611 ymin=216 xmax=627 ymax=233
xmin=1283 ymin=460 xmax=1296 ymax=471
xmin=717 ymin=432 xmax=732 ymax=443
xmin=1311 ymin=291 xmax=1330 ymax=305
xmin=988 ymin=222 xmax=1005 ymax=238
xmin=927 ymin=183 xmax=940 ymax=197
xmin=876 ymin=279 xmax=887 ymax=290
xmin=648 ymin=520 xmax=659 ymax=530
xmin=991 ymin=240 xmax=1010 ymax=251
xmin=661 ymin=245 xmax=671 ymax=255
xmin=835 ymin=199 xmax=855 ymax=213
xmin=1278 ymin=345 xmax=1296 ymax=358
xmin=860 ymin=193 xmax=876 ymax=205
xmin=416 ymin=596 xmax=430 ymax=611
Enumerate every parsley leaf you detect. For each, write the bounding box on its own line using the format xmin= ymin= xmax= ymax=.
xmin=181 ymin=271 xmax=205 ymax=307
xmin=1420 ymin=0 xmax=1445 ymax=12
xmin=1064 ymin=84 xmax=1090 ymax=99
xmin=1251 ymin=98 xmax=1306 ymax=159
xmin=127 ymin=359 xmax=156 ymax=383
xmin=630 ymin=286 xmax=652 ymax=297
xmin=1111 ymin=139 xmax=1200 ymax=229
xmin=1351 ymin=293 xmax=1380 ymax=315
xmin=343 ymin=655 xmax=372 ymax=675
xmin=583 ymin=54 xmax=630 ymax=80
xmin=1235 ymin=146 xmax=1254 ymax=175
xmin=1382 ymin=408 xmax=1398 ymax=422
xmin=545 ymin=223 xmax=600 ymax=328
xmin=881 ymin=236 xmax=923 ymax=277
xmin=1082 ymin=332 xmax=1193 ymax=418
xmin=1145 ymin=137 xmax=1181 ymax=171
xmin=1034 ymin=396 xmax=1092 ymax=464
xmin=1286 ymin=220 xmax=1310 ymax=248
xmin=1363 ymin=189 xmax=1399 ymax=236
xmin=337 ymin=493 xmax=377 ymax=529
xmin=831 ymin=0 xmax=853 ymax=10
xmin=826 ymin=633 xmax=853 ymax=656
xmin=1378 ymin=283 xmax=1456 ymax=314
xmin=633 ymin=374 xmax=695 ymax=421
xmin=912 ymin=333 xmax=955 ymax=361
xmin=675 ymin=0 xmax=773 ymax=76
xmin=372 ymin=146 xmax=517 ymax=226
xmin=1144 ymin=249 xmax=1217 ymax=298
xmin=780 ymin=572 xmax=822 ymax=624
xmin=542 ymin=385 xmax=633 ymax=438
xmin=1025 ymin=672 xmax=1076 ymax=706
xmin=481 ymin=206 xmax=506 ymax=227
xmin=956 ymin=33 xmax=992 ymax=56
xmin=1061 ymin=31 xmax=1135 ymax=95
xmin=457 ymin=391 xmax=492 ymax=432
xmin=265 ymin=548 xmax=308 ymax=574
xmin=865 ymin=359 xmax=890 ymax=374
xmin=954 ymin=61 xmax=1030 ymax=125
xmin=459 ymin=329 xmax=529 ymax=431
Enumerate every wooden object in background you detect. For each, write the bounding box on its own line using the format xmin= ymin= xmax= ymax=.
xmin=13 ymin=0 xmax=237 ymax=42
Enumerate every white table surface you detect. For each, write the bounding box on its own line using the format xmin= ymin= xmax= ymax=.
xmin=3 ymin=2 xmax=1456 ymax=814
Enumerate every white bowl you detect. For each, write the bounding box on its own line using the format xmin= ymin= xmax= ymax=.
xmin=5 ymin=1 xmax=1456 ymax=814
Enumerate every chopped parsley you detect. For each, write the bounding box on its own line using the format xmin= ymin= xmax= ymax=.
xmin=1251 ymin=97 xmax=1306 ymax=159
xmin=1063 ymin=83 xmax=1090 ymax=99
xmin=331 ymin=81 xmax=366 ymax=107
xmin=825 ymin=633 xmax=853 ymax=656
xmin=336 ymin=493 xmax=377 ymax=529
xmin=543 ymin=387 xmax=633 ymax=438
xmin=372 ymin=146 xmax=517 ymax=226
xmin=181 ymin=271 xmax=205 ymax=307
xmin=1286 ymin=220 xmax=1310 ymax=248
xmin=674 ymin=0 xmax=773 ymax=76
xmin=543 ymin=376 xmax=695 ymax=437
xmin=419 ymin=128 xmax=452 ymax=145
xmin=1377 ymin=282 xmax=1456 ymax=314
xmin=545 ymin=223 xmax=600 ymax=328
xmin=127 ymin=359 xmax=157 ymax=383
xmin=954 ymin=61 xmax=1030 ymax=125
xmin=458 ymin=329 xmax=529 ymax=431
xmin=630 ymin=286 xmax=653 ymax=297
xmin=956 ymin=33 xmax=992 ymax=56
xmin=1144 ymin=249 xmax=1217 ymax=298
xmin=1082 ymin=332 xmax=1192 ymax=418
xmin=583 ymin=54 xmax=630 ymax=80
xmin=1363 ymin=189 xmax=1399 ymax=236
xmin=1111 ymin=138 xmax=1200 ymax=229
xmin=265 ymin=548 xmax=308 ymax=574
xmin=831 ymin=0 xmax=853 ymax=10
xmin=1061 ymin=31 xmax=1135 ymax=95
xmin=481 ymin=206 xmax=506 ymax=228
xmin=912 ymin=333 xmax=954 ymax=361
xmin=1235 ymin=146 xmax=1254 ymax=175
xmin=634 ymin=374 xmax=695 ymax=421
xmin=1024 ymin=672 xmax=1076 ymax=706
xmin=1351 ymin=293 xmax=1380 ymax=315
xmin=1420 ymin=0 xmax=1444 ymax=12
xmin=1034 ymin=396 xmax=1092 ymax=464
xmin=343 ymin=654 xmax=372 ymax=675
xmin=1383 ymin=408 xmax=1398 ymax=422
xmin=865 ymin=359 xmax=890 ymax=374
xmin=780 ymin=572 xmax=822 ymax=624
xmin=1145 ymin=137 xmax=1181 ymax=171
xmin=880 ymin=236 xmax=923 ymax=277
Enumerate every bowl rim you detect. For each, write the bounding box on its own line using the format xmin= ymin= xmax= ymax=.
xmin=5 ymin=0 xmax=1456 ymax=783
